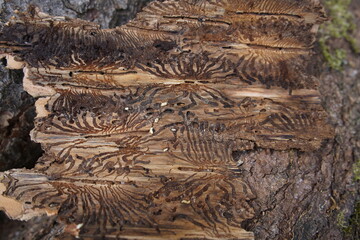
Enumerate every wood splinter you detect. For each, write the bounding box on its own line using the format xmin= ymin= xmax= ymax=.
xmin=0 ymin=0 xmax=332 ymax=239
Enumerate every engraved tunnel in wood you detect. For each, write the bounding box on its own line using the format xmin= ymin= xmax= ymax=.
xmin=0 ymin=0 xmax=332 ymax=239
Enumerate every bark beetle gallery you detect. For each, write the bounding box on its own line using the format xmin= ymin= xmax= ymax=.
xmin=0 ymin=0 xmax=333 ymax=239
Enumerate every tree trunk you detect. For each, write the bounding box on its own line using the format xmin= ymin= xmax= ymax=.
xmin=0 ymin=0 xmax=359 ymax=240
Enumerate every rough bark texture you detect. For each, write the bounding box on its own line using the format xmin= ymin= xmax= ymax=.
xmin=0 ymin=0 xmax=359 ymax=240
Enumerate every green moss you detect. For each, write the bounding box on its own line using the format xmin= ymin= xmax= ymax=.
xmin=337 ymin=211 xmax=348 ymax=229
xmin=338 ymin=160 xmax=360 ymax=238
xmin=342 ymin=202 xmax=360 ymax=239
xmin=354 ymin=158 xmax=360 ymax=181
xmin=319 ymin=39 xmax=347 ymax=70
xmin=320 ymin=0 xmax=359 ymax=71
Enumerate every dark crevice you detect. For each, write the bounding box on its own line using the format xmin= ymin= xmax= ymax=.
xmin=163 ymin=15 xmax=231 ymax=25
xmin=0 ymin=57 xmax=7 ymax=67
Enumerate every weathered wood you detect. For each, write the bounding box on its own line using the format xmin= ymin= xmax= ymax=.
xmin=0 ymin=1 xmax=332 ymax=239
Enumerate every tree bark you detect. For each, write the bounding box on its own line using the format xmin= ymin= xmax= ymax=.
xmin=0 ymin=0 xmax=359 ymax=240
